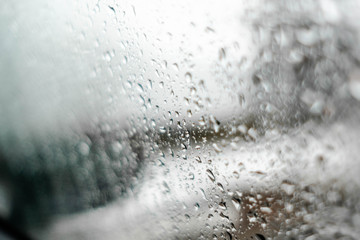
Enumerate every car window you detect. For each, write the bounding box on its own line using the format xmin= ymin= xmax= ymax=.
xmin=1 ymin=0 xmax=360 ymax=239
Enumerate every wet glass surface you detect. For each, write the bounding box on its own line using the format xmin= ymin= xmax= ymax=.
xmin=1 ymin=0 xmax=360 ymax=239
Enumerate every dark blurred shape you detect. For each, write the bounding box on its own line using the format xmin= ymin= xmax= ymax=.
xmin=0 ymin=128 xmax=144 ymax=231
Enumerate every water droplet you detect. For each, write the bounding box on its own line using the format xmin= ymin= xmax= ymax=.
xmin=219 ymin=212 xmax=229 ymax=220
xmin=218 ymin=48 xmax=226 ymax=61
xmin=198 ymin=116 xmax=206 ymax=126
xmin=104 ymin=52 xmax=111 ymax=62
xmin=163 ymin=181 xmax=170 ymax=193
xmin=190 ymin=87 xmax=197 ymax=95
xmin=122 ymin=56 xmax=128 ymax=64
xmin=185 ymin=72 xmax=192 ymax=83
xmin=159 ymin=126 xmax=166 ymax=133
xmin=131 ymin=5 xmax=136 ymax=16
xmin=181 ymin=143 xmax=187 ymax=151
xmin=238 ymin=124 xmax=248 ymax=134
xmin=183 ymin=97 xmax=190 ymax=106
xmin=260 ymin=207 xmax=272 ymax=214
xmin=349 ymin=70 xmax=360 ymax=101
xmin=137 ymin=83 xmax=144 ymax=93
xmin=200 ymin=188 xmax=208 ymax=201
xmin=111 ymin=141 xmax=123 ymax=154
xmin=151 ymin=119 xmax=156 ymax=127
xmin=285 ymin=203 xmax=294 ymax=213
xmin=206 ymin=169 xmax=216 ymax=182
xmin=77 ymin=142 xmax=90 ymax=156
xmin=194 ymin=202 xmax=200 ymax=210
xmin=147 ymin=79 xmax=152 ymax=90
xmin=205 ymin=26 xmax=215 ymax=33
xmin=247 ymin=128 xmax=258 ymax=140
xmin=209 ymin=115 xmax=220 ymax=133
xmin=188 ymin=172 xmax=195 ymax=180
xmin=212 ymin=143 xmax=222 ymax=153
xmin=159 ymin=81 xmax=164 ymax=88
xmin=281 ymin=182 xmax=295 ymax=195
xmin=217 ymin=183 xmax=224 ymax=192
xmin=231 ymin=197 xmax=241 ymax=212
xmin=173 ymin=63 xmax=179 ymax=72
xmin=219 ymin=201 xmax=227 ymax=210
xmin=296 ymin=28 xmax=319 ymax=46
xmin=187 ymin=109 xmax=192 ymax=117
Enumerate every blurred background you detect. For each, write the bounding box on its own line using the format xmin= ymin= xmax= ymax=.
xmin=1 ymin=0 xmax=360 ymax=239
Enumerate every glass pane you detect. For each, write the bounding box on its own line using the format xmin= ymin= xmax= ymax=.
xmin=1 ymin=0 xmax=360 ymax=239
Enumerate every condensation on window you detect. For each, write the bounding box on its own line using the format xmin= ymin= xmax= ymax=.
xmin=1 ymin=0 xmax=360 ymax=239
